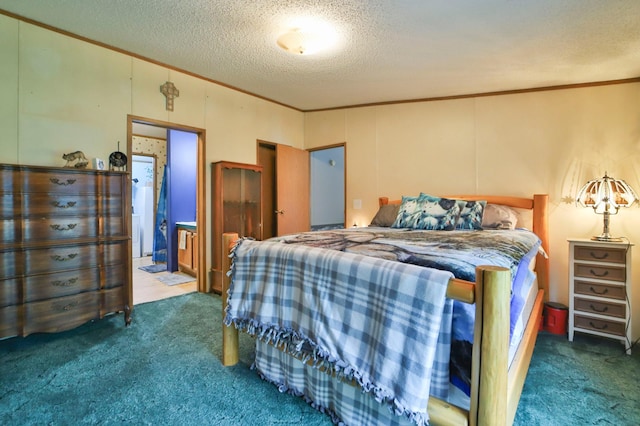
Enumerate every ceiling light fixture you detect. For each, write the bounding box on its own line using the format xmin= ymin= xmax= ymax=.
xmin=277 ymin=28 xmax=324 ymax=55
xmin=276 ymin=17 xmax=340 ymax=56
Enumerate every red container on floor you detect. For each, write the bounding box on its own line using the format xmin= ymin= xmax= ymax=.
xmin=544 ymin=302 xmax=568 ymax=335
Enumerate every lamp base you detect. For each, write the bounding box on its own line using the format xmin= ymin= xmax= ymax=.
xmin=591 ymin=235 xmax=624 ymax=242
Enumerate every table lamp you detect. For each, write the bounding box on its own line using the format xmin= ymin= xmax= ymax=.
xmin=576 ymin=172 xmax=637 ymax=241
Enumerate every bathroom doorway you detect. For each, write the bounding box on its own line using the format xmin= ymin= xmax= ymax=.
xmin=127 ymin=115 xmax=207 ymax=305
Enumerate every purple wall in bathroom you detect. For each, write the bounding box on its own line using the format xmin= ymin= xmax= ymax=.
xmin=166 ymin=129 xmax=197 ymax=272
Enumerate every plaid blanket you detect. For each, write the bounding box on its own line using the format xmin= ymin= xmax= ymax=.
xmin=225 ymin=239 xmax=454 ymax=426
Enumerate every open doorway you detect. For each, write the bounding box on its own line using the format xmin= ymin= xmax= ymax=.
xmin=309 ymin=143 xmax=346 ymax=230
xmin=127 ymin=115 xmax=207 ymax=305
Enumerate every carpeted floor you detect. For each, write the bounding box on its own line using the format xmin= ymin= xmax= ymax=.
xmin=1 ymin=293 xmax=638 ymax=425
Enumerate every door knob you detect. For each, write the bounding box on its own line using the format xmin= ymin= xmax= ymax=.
xmin=274 ymin=210 xmax=285 ymax=215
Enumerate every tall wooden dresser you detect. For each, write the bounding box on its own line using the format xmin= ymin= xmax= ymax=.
xmin=0 ymin=164 xmax=131 ymax=338
xmin=210 ymin=161 xmax=262 ymax=293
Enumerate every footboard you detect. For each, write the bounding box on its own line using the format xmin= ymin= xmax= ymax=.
xmin=221 ymin=232 xmax=542 ymax=426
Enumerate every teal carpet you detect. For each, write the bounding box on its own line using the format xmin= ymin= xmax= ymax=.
xmin=1 ymin=293 xmax=638 ymax=425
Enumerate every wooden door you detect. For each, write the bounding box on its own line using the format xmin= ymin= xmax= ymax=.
xmin=276 ymin=144 xmax=310 ymax=236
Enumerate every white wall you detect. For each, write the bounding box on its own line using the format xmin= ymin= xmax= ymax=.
xmin=305 ymin=83 xmax=640 ymax=341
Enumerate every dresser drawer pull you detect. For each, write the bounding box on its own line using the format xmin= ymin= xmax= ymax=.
xmin=589 ymin=286 xmax=609 ymax=295
xmin=589 ymin=304 xmax=609 ymax=313
xmin=51 ymin=201 xmax=77 ymax=209
xmin=62 ymin=301 xmax=78 ymax=311
xmin=50 ymin=253 xmax=78 ymax=262
xmin=50 ymin=178 xmax=77 ymax=186
xmin=589 ymin=321 xmax=608 ymax=330
xmin=52 ymin=277 xmax=78 ymax=287
xmin=50 ymin=223 xmax=78 ymax=231
xmin=589 ymin=269 xmax=609 ymax=278
xmin=589 ymin=251 xmax=609 ymax=260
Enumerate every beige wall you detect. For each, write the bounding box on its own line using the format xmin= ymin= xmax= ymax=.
xmin=305 ymin=82 xmax=640 ymax=340
xmin=0 ymin=17 xmax=305 ymax=291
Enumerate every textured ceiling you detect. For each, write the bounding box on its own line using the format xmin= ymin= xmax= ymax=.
xmin=1 ymin=0 xmax=639 ymax=111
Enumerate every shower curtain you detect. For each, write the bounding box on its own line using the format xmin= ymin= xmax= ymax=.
xmin=152 ymin=168 xmax=168 ymax=263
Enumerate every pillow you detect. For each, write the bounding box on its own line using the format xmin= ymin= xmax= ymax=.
xmin=481 ymin=203 xmax=519 ymax=230
xmin=391 ymin=195 xmax=422 ymax=228
xmin=455 ymin=200 xmax=487 ymax=230
xmin=369 ymin=204 xmax=400 ymax=227
xmin=393 ymin=193 xmax=461 ymax=230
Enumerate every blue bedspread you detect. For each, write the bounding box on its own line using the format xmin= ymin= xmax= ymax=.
xmin=226 ymin=239 xmax=454 ymax=426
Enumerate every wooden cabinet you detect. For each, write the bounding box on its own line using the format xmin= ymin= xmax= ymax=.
xmin=177 ymin=225 xmax=197 ymax=277
xmin=211 ymin=161 xmax=262 ymax=293
xmin=0 ymin=163 xmax=131 ymax=338
xmin=568 ymin=238 xmax=632 ymax=354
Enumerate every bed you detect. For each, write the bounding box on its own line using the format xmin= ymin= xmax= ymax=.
xmin=221 ymin=194 xmax=549 ymax=426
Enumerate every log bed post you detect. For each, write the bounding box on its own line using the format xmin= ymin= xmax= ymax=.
xmin=222 ymin=232 xmax=240 ymax=366
xmin=469 ymin=265 xmax=510 ymax=426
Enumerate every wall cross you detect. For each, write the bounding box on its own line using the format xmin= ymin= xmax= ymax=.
xmin=160 ymin=81 xmax=180 ymax=111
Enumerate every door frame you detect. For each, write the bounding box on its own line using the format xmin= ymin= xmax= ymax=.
xmin=127 ymin=115 xmax=208 ymax=293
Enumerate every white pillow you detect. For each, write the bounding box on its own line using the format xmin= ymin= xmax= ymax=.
xmin=481 ymin=204 xmax=519 ymax=230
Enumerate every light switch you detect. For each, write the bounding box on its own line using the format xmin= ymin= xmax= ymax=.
xmin=353 ymin=199 xmax=362 ymax=210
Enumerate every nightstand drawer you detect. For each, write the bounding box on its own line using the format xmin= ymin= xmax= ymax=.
xmin=574 ymin=297 xmax=625 ymax=319
xmin=574 ymin=314 xmax=626 ymax=337
xmin=574 ymin=263 xmax=626 ymax=282
xmin=574 ymin=245 xmax=626 ymax=264
xmin=574 ymin=280 xmax=626 ymax=300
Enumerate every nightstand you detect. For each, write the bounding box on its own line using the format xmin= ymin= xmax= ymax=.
xmin=568 ymin=238 xmax=633 ymax=354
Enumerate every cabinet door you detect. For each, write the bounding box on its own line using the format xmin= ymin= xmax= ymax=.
xmin=177 ymin=230 xmax=193 ymax=269
xmin=222 ymin=167 xmax=262 ymax=240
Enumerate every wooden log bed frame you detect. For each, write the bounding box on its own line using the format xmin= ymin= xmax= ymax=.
xmin=221 ymin=194 xmax=549 ymax=426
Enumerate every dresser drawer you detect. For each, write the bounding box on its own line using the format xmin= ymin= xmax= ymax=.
xmin=0 ymin=278 xmax=20 ymax=307
xmin=102 ymin=286 xmax=125 ymax=314
xmin=574 ymin=297 xmax=626 ymax=319
xmin=23 ymin=170 xmax=97 ymax=194
xmin=25 ymin=244 xmax=99 ymax=274
xmin=24 ymin=242 xmax=125 ymax=275
xmin=24 ymin=217 xmax=124 ymax=240
xmin=574 ymin=263 xmax=626 ymax=282
xmin=0 ymin=219 xmax=19 ymax=243
xmin=23 ymin=269 xmax=100 ymax=303
xmin=574 ymin=314 xmax=626 ymax=337
xmin=574 ymin=280 xmax=626 ymax=300
xmin=0 ymin=251 xmax=19 ymax=279
xmin=22 ymin=193 xmax=124 ymax=217
xmin=23 ymin=292 xmax=99 ymax=335
xmin=23 ymin=193 xmax=98 ymax=216
xmin=574 ymin=245 xmax=626 ymax=264
xmin=0 ymin=193 xmax=16 ymax=218
xmin=98 ymin=174 xmax=125 ymax=196
xmin=0 ymin=304 xmax=20 ymax=337
xmin=103 ymin=264 xmax=126 ymax=289
xmin=0 ymin=167 xmax=16 ymax=192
